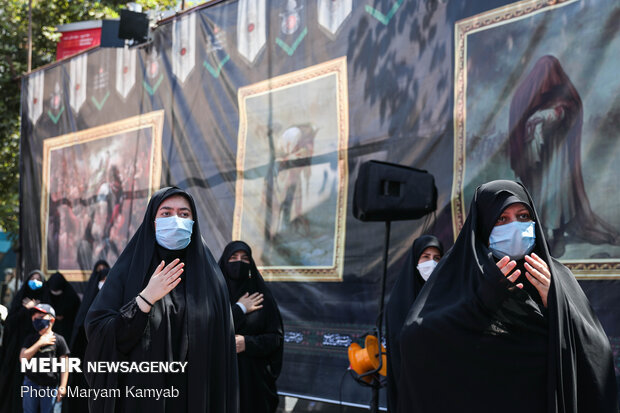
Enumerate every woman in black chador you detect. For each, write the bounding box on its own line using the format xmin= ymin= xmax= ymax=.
xmin=67 ymin=260 xmax=109 ymax=413
xmin=397 ymin=180 xmax=618 ymax=412
xmin=218 ymin=241 xmax=283 ymax=413
xmin=71 ymin=260 xmax=109 ymax=359
xmin=0 ymin=270 xmax=51 ymax=413
xmin=47 ymin=271 xmax=81 ymax=340
xmin=384 ymin=235 xmax=443 ymax=413
xmin=85 ymin=187 xmax=238 ymax=413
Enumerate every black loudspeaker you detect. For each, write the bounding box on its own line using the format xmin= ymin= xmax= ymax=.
xmin=100 ymin=20 xmax=125 ymax=48
xmin=118 ymin=10 xmax=149 ymax=42
xmin=353 ymin=161 xmax=437 ymax=222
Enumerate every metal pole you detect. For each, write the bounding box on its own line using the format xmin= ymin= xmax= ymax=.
xmin=376 ymin=220 xmax=391 ymax=338
xmin=369 ymin=382 xmax=380 ymax=413
xmin=27 ymin=0 xmax=32 ymax=72
xmin=370 ymin=220 xmax=391 ymax=412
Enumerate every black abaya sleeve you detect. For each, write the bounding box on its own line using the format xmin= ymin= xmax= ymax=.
xmin=114 ymin=299 xmax=149 ymax=355
xmin=244 ymin=333 xmax=281 ymax=358
xmin=232 ymin=304 xmax=246 ymax=329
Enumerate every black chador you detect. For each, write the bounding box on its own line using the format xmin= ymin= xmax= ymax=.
xmin=71 ymin=260 xmax=110 ymax=358
xmin=84 ymin=187 xmax=238 ymax=413
xmin=397 ymin=180 xmax=618 ymax=412
xmin=0 ymin=271 xmax=51 ymax=413
xmin=47 ymin=271 xmax=81 ymax=340
xmin=384 ymin=235 xmax=443 ymax=413
xmin=67 ymin=261 xmax=109 ymax=413
xmin=218 ymin=241 xmax=283 ymax=413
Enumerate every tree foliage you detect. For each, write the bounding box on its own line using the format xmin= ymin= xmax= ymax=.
xmin=0 ymin=0 xmax=176 ymax=240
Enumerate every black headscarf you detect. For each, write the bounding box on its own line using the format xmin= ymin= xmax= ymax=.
xmin=0 ymin=270 xmax=51 ymax=413
xmin=47 ymin=271 xmax=81 ymax=340
xmin=84 ymin=187 xmax=238 ymax=413
xmin=384 ymin=235 xmax=443 ymax=412
xmin=397 ymin=180 xmax=618 ymax=413
xmin=218 ymin=241 xmax=283 ymax=413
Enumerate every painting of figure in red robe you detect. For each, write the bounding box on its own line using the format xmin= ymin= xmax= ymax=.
xmin=509 ymin=55 xmax=619 ymax=257
xmin=454 ymin=0 xmax=620 ymax=273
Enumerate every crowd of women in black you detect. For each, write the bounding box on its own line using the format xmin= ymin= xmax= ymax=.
xmin=0 ymin=181 xmax=618 ymax=413
xmin=0 ymin=187 xmax=283 ymax=413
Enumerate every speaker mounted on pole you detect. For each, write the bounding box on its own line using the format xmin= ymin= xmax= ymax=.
xmin=349 ymin=160 xmax=437 ymax=412
xmin=118 ymin=9 xmax=150 ymax=44
xmin=353 ymin=160 xmax=437 ymax=222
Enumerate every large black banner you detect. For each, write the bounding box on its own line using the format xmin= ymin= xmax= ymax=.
xmin=20 ymin=0 xmax=620 ymax=406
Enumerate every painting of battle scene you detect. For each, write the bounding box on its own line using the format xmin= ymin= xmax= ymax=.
xmin=41 ymin=112 xmax=163 ymax=280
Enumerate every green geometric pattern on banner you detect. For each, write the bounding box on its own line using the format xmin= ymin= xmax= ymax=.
xmin=91 ymin=91 xmax=110 ymax=111
xmin=47 ymin=106 xmax=65 ymax=124
xmin=143 ymin=74 xmax=164 ymax=96
xmin=365 ymin=0 xmax=404 ymax=25
xmin=275 ymin=27 xmax=308 ymax=56
xmin=203 ymin=54 xmax=231 ymax=78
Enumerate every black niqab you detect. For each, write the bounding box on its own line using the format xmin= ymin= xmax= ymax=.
xmin=397 ymin=180 xmax=618 ymax=412
xmin=218 ymin=241 xmax=283 ymax=413
xmin=84 ymin=187 xmax=238 ymax=413
xmin=0 ymin=270 xmax=52 ymax=413
xmin=384 ymin=235 xmax=443 ymax=413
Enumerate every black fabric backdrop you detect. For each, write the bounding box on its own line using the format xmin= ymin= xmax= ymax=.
xmin=19 ymin=0 xmax=620 ymax=407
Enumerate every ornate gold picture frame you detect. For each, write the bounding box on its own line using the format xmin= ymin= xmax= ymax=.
xmin=234 ymin=57 xmax=349 ymax=282
xmin=452 ymin=0 xmax=620 ymax=278
xmin=40 ymin=111 xmax=163 ymax=281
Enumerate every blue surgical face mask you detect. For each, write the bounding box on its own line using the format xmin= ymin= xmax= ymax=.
xmin=155 ymin=215 xmax=194 ymax=250
xmin=33 ymin=318 xmax=52 ymax=332
xmin=28 ymin=279 xmax=43 ymax=290
xmin=489 ymin=221 xmax=536 ymax=260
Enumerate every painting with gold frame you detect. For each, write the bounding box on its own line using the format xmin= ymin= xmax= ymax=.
xmin=452 ymin=0 xmax=620 ymax=278
xmin=234 ymin=57 xmax=349 ymax=282
xmin=41 ymin=111 xmax=163 ymax=281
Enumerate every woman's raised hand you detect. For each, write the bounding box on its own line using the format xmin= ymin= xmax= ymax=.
xmin=496 ymin=256 xmax=523 ymax=289
xmin=524 ymin=253 xmax=551 ymax=307
xmin=139 ymin=259 xmax=184 ymax=310
xmin=237 ymin=292 xmax=264 ymax=314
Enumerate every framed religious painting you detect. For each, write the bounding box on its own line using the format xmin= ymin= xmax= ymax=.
xmin=451 ymin=0 xmax=620 ymax=278
xmin=40 ymin=111 xmax=164 ymax=281
xmin=234 ymin=57 xmax=349 ymax=281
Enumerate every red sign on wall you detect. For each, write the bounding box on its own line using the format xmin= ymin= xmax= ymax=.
xmin=56 ymin=28 xmax=101 ymax=60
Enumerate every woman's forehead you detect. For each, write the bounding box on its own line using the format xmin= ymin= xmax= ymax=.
xmin=29 ymin=272 xmax=42 ymax=281
xmin=421 ymin=246 xmax=441 ymax=256
xmin=158 ymin=194 xmax=191 ymax=210
xmin=501 ymin=202 xmax=531 ymax=214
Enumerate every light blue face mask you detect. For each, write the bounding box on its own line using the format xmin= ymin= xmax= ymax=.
xmin=489 ymin=221 xmax=536 ymax=260
xmin=28 ymin=279 xmax=43 ymax=290
xmin=155 ymin=216 xmax=194 ymax=250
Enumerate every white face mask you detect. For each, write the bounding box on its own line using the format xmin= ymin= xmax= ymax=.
xmin=417 ymin=260 xmax=438 ymax=281
xmin=98 ymin=280 xmax=105 ymax=290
